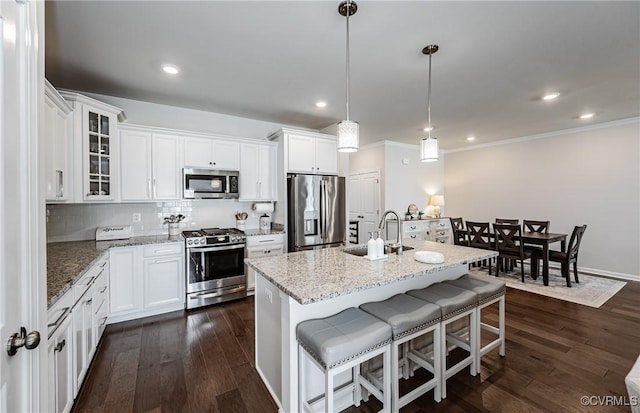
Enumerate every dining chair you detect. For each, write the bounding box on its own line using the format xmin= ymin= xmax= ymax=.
xmin=523 ymin=220 xmax=549 ymax=233
xmin=450 ymin=217 xmax=468 ymax=246
xmin=547 ymin=225 xmax=587 ymax=287
xmin=495 ymin=218 xmax=519 ymax=225
xmin=493 ymin=223 xmax=536 ymax=282
xmin=466 ymin=221 xmax=493 ymax=274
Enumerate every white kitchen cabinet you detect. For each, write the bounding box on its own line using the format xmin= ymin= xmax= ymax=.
xmin=44 ymin=80 xmax=72 ymax=202
xmin=240 ymin=143 xmax=276 ymax=201
xmin=275 ymin=131 xmax=338 ymax=175
xmin=109 ymin=246 xmax=142 ymax=316
xmin=59 ymin=91 xmax=124 ymax=202
xmin=245 ymin=233 xmax=285 ymax=293
xmin=143 ymin=244 xmax=184 ymax=309
xmin=184 ymin=137 xmax=239 ymax=170
xmin=120 ymin=128 xmax=182 ymax=201
xmin=47 ymin=292 xmax=74 ymax=413
xmin=109 ymin=242 xmax=185 ymax=323
xmin=91 ymin=263 xmax=110 ymax=344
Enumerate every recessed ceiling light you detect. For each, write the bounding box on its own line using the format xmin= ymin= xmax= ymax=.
xmin=466 ymin=136 xmax=476 ymax=141
xmin=315 ymin=101 xmax=327 ymax=108
xmin=542 ymin=92 xmax=560 ymax=101
xmin=162 ymin=64 xmax=180 ymax=75
xmin=423 ymin=126 xmax=434 ymax=132
xmin=580 ymin=113 xmax=595 ymax=119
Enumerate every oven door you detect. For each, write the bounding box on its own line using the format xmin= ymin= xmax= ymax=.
xmin=186 ymin=243 xmax=246 ymax=293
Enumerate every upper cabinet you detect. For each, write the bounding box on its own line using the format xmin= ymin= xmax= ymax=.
xmin=120 ymin=126 xmax=183 ymax=201
xmin=184 ymin=137 xmax=240 ymax=170
xmin=59 ymin=91 xmax=125 ymax=202
xmin=44 ymin=80 xmax=72 ymax=202
xmin=270 ymin=129 xmax=338 ymax=175
xmin=239 ymin=142 xmax=276 ymax=201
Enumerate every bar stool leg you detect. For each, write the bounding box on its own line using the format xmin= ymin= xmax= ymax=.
xmin=325 ymin=371 xmax=334 ymax=413
xmin=298 ymin=345 xmax=305 ymax=413
xmin=499 ymin=296 xmax=506 ymax=356
xmin=383 ymin=345 xmax=392 ymax=412
xmin=391 ymin=341 xmax=400 ymax=412
xmin=353 ymin=364 xmax=361 ymax=407
xmin=433 ymin=324 xmax=442 ymax=403
xmin=440 ymin=322 xmax=448 ymax=399
xmin=470 ymin=310 xmax=478 ymax=377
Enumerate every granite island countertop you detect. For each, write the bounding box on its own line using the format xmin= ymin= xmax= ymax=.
xmin=245 ymin=240 xmax=497 ymax=305
xmin=47 ymin=235 xmax=182 ymax=308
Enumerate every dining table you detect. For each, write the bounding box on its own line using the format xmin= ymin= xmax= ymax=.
xmin=521 ymin=231 xmax=567 ymax=286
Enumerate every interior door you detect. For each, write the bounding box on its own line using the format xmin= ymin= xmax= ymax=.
xmin=348 ymin=172 xmax=380 ymax=243
xmin=0 ymin=1 xmax=46 ymax=411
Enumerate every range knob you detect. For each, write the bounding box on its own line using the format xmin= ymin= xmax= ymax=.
xmin=187 ymin=240 xmax=193 ymax=245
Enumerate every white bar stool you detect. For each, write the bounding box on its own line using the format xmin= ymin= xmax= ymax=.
xmin=407 ymin=283 xmax=478 ymax=399
xmin=297 ymin=307 xmax=392 ymax=413
xmin=360 ymin=293 xmax=442 ymax=412
xmin=445 ymin=273 xmax=506 ymax=373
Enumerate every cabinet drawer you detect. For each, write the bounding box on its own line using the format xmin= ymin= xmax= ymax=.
xmin=143 ymin=242 xmax=183 ymax=257
xmin=247 ymin=246 xmax=284 ymax=258
xmin=246 ymin=233 xmax=285 ymax=248
xmin=403 ymin=222 xmax=429 ymax=232
xmin=434 ymin=236 xmax=450 ymax=244
xmin=73 ymin=258 xmax=107 ymax=303
xmin=47 ymin=292 xmax=73 ymax=339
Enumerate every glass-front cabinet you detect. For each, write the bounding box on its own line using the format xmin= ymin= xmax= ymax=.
xmin=85 ymin=108 xmax=114 ymax=199
xmin=59 ymin=90 xmax=124 ymax=202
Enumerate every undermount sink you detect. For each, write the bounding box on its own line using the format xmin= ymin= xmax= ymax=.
xmin=344 ymin=245 xmax=415 ymax=257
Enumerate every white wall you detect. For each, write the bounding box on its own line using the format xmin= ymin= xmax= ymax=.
xmin=444 ymin=119 xmax=640 ymax=278
xmin=384 ymin=142 xmax=445 ymax=216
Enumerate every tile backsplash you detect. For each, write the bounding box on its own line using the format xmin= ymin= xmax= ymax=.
xmin=46 ymin=200 xmax=267 ymax=242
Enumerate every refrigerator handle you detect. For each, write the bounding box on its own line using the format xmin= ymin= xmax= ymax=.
xmin=319 ymin=180 xmax=325 ymax=239
xmin=322 ymin=179 xmax=329 ymax=239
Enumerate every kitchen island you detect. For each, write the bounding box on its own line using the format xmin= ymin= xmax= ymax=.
xmin=245 ymin=240 xmax=497 ymax=412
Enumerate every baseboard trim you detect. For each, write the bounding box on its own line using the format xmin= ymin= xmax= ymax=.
xmin=522 ymin=262 xmax=639 ymax=282
xmin=256 ymin=365 xmax=283 ymax=410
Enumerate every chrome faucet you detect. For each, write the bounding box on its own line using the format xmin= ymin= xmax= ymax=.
xmin=378 ymin=210 xmax=403 ymax=255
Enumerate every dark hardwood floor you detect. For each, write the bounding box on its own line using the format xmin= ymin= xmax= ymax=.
xmin=73 ymin=281 xmax=640 ymax=413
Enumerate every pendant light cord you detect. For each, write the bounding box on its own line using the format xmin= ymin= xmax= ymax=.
xmin=427 ymin=51 xmax=432 ymax=138
xmin=345 ymin=1 xmax=351 ymax=121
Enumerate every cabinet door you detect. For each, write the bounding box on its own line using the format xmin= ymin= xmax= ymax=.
xmin=258 ymin=145 xmax=275 ymax=200
xmin=83 ymin=106 xmax=117 ymax=200
xmin=120 ymin=130 xmax=152 ymax=201
xmin=213 ymin=141 xmax=240 ymax=170
xmin=48 ymin=314 xmax=73 ymax=413
xmin=287 ymin=134 xmax=316 ymax=173
xmin=152 ymin=134 xmax=182 ymax=200
xmin=44 ymin=95 xmax=69 ymax=202
xmin=109 ymin=247 xmax=141 ymax=314
xmin=184 ymin=137 xmax=213 ymax=168
xmin=315 ymin=137 xmax=338 ymax=175
xmin=239 ymin=143 xmax=260 ymax=200
xmin=72 ymin=291 xmax=94 ymax=395
xmin=143 ymin=255 xmax=184 ymax=308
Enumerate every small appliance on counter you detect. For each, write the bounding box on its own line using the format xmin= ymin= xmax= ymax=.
xmin=95 ymin=225 xmax=133 ymax=241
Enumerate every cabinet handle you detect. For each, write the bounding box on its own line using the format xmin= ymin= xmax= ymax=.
xmin=410 ymin=235 xmax=417 ymax=239
xmin=153 ymin=249 xmax=175 ymax=254
xmin=84 ymin=276 xmax=96 ymax=286
xmin=86 ymin=298 xmax=93 ymax=305
xmin=153 ymin=258 xmax=175 ymax=264
xmin=47 ymin=307 xmax=70 ymax=328
xmin=99 ymin=286 xmax=107 ymax=293
xmin=56 ymin=170 xmax=63 ymax=198
xmin=54 ymin=339 xmax=66 ymax=353
xmin=99 ymin=317 xmax=107 ymax=326
xmin=148 ymin=179 xmax=152 ymax=198
xmin=99 ymin=261 xmax=107 ymax=268
xmin=410 ymin=226 xmax=417 ymax=230
xmin=258 ymin=239 xmax=276 ymax=243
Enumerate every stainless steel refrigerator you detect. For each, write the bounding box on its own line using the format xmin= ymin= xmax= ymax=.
xmin=287 ymin=174 xmax=346 ymax=251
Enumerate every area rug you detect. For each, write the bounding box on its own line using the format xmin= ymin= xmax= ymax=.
xmin=468 ymin=264 xmax=626 ymax=308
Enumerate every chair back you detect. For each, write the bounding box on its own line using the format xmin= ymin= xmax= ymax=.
xmin=523 ymin=220 xmax=550 ymax=234
xmin=466 ymin=221 xmax=492 ymax=249
xmin=567 ymin=225 xmax=587 ymax=260
xmin=496 ymin=218 xmax=519 ymax=225
xmin=494 ymin=223 xmax=524 ymax=257
xmin=450 ymin=217 xmax=467 ymax=246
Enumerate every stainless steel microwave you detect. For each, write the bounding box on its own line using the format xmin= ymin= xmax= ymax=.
xmin=183 ymin=168 xmax=239 ymax=199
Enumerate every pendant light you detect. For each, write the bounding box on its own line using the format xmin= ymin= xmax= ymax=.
xmin=420 ymin=44 xmax=439 ymax=162
xmin=337 ymin=0 xmax=359 ymax=153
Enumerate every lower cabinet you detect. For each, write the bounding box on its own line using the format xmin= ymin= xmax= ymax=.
xmin=48 ymin=305 xmax=73 ymax=413
xmin=109 ymin=242 xmax=184 ymax=323
xmin=245 ymin=233 xmax=285 ymax=293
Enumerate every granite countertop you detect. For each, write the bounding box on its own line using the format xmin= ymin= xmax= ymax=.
xmin=47 ymin=235 xmax=182 ymax=308
xmin=245 ymin=240 xmax=497 ymax=305
xmin=243 ymin=228 xmax=286 ymax=237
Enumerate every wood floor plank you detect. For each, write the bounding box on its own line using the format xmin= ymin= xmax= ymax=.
xmin=73 ymin=283 xmax=640 ymax=413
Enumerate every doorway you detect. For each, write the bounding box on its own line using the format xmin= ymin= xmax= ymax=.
xmin=348 ymin=171 xmax=380 ymax=244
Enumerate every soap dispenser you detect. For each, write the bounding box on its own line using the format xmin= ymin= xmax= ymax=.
xmin=375 ymin=231 xmax=385 ymax=257
xmin=367 ymin=232 xmax=378 ymax=258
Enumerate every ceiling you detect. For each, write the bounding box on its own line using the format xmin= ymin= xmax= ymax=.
xmin=45 ymin=1 xmax=640 ymax=150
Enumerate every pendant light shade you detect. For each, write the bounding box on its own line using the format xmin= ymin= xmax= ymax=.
xmin=337 ymin=0 xmax=359 ymax=153
xmin=337 ymin=120 xmax=359 ymax=152
xmin=420 ymin=44 xmax=439 ymax=162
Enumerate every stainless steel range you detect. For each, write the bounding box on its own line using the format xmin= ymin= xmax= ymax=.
xmin=183 ymin=227 xmax=246 ymax=309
